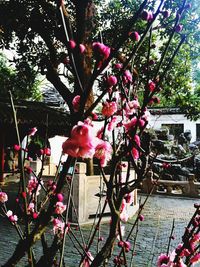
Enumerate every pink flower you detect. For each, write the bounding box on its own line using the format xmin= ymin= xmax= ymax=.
xmin=157 ymin=254 xmax=169 ymax=267
xmin=52 ymin=218 xmax=65 ymax=235
xmin=190 ymin=253 xmax=200 ymax=264
xmin=175 ymin=24 xmax=183 ymax=33
xmin=123 ymin=70 xmax=132 ymax=83
xmin=27 ymin=176 xmax=41 ymax=196
xmin=129 ymin=31 xmax=140 ymax=42
xmin=148 ymin=80 xmax=156 ymax=92
xmin=138 ymin=118 xmax=145 ymax=128
xmin=142 ymin=109 xmax=151 ymax=122
xmin=115 ymin=63 xmax=123 ymax=69
xmin=44 ymin=148 xmax=51 ymax=156
xmin=68 ymin=40 xmax=76 ymax=49
xmin=62 ymin=122 xmax=98 ymax=159
xmin=0 ymin=192 xmax=8 ymax=203
xmin=94 ymin=140 xmax=112 ymax=167
xmin=108 ymin=116 xmax=118 ymax=131
xmin=132 ymin=135 xmax=140 ymax=160
xmin=124 ymin=99 xmax=140 ymax=115
xmin=107 ymin=75 xmax=118 ymax=87
xmin=72 ymin=95 xmax=80 ymax=112
xmin=14 ymin=144 xmax=21 ymax=151
xmin=57 ymin=193 xmax=64 ymax=202
xmin=124 ymin=241 xmax=131 ymax=252
xmin=102 ymin=101 xmax=117 ymax=117
xmin=79 ymin=44 xmax=86 ymax=53
xmin=139 ymin=214 xmax=144 ymax=221
xmin=28 ymin=127 xmax=37 ymax=136
xmin=55 ymin=201 xmax=66 ymax=214
xmin=123 ymin=118 xmax=137 ymax=133
xmin=162 ymin=10 xmax=170 ymax=18
xmin=6 ymin=210 xmax=18 ymax=223
xmin=92 ymin=42 xmax=110 ymax=59
xmin=28 ymin=202 xmax=35 ymax=213
xmin=141 ymin=10 xmax=153 ymax=21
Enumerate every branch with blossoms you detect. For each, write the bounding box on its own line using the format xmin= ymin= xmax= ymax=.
xmin=157 ymin=204 xmax=200 ymax=267
xmin=0 ymin=0 xmax=196 ymax=266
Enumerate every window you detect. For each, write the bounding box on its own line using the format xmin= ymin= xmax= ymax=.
xmin=197 ymin=124 xmax=200 ymax=141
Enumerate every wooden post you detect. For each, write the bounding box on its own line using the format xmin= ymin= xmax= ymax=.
xmin=0 ymin=127 xmax=5 ymax=185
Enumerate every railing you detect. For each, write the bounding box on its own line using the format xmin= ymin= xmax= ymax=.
xmin=141 ymin=173 xmax=200 ymax=198
xmin=71 ymin=162 xmax=139 ymax=224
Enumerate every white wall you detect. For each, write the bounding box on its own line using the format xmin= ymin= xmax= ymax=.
xmin=149 ymin=113 xmax=200 ymax=142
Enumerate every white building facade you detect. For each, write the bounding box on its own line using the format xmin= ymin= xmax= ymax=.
xmin=149 ymin=108 xmax=200 ymax=142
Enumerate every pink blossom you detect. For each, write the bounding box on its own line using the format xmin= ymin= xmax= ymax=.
xmin=92 ymin=42 xmax=110 ymax=59
xmin=94 ymin=140 xmax=112 ymax=167
xmin=57 ymin=193 xmax=64 ymax=202
xmin=27 ymin=176 xmax=41 ymax=196
xmin=190 ymin=232 xmax=200 ymax=251
xmin=148 ymin=80 xmax=156 ymax=92
xmin=115 ymin=63 xmax=123 ymax=69
xmin=123 ymin=70 xmax=133 ymax=83
xmin=52 ymin=218 xmax=65 ymax=235
xmin=28 ymin=127 xmax=37 ymax=136
xmin=120 ymin=199 xmax=129 ymax=222
xmin=124 ymin=99 xmax=140 ymax=115
xmin=28 ymin=202 xmax=35 ymax=213
xmin=79 ymin=44 xmax=86 ymax=53
xmin=129 ymin=31 xmax=140 ymax=42
xmin=107 ymin=75 xmax=118 ymax=87
xmin=141 ymin=10 xmax=153 ymax=21
xmin=102 ymin=101 xmax=117 ymax=117
xmin=190 ymin=253 xmax=200 ymax=264
xmin=157 ymin=254 xmax=169 ymax=267
xmin=62 ymin=122 xmax=98 ymax=159
xmin=14 ymin=144 xmax=21 ymax=151
xmin=138 ymin=118 xmax=145 ymax=128
xmin=123 ymin=117 xmax=137 ymax=133
xmin=55 ymin=201 xmax=66 ymax=214
xmin=6 ymin=210 xmax=18 ymax=223
xmin=124 ymin=241 xmax=131 ymax=252
xmin=68 ymin=40 xmax=76 ymax=49
xmin=0 ymin=192 xmax=8 ymax=203
xmin=175 ymin=24 xmax=183 ymax=33
xmin=142 ymin=109 xmax=151 ymax=122
xmin=139 ymin=214 xmax=144 ymax=221
xmin=44 ymin=148 xmax=51 ymax=156
xmin=72 ymin=95 xmax=80 ymax=112
xmin=162 ymin=10 xmax=170 ymax=18
xmin=132 ymin=135 xmax=140 ymax=160
xmin=108 ymin=116 xmax=118 ymax=131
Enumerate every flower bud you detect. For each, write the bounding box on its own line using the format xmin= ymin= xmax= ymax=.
xmin=68 ymin=40 xmax=76 ymax=49
xmin=175 ymin=24 xmax=183 ymax=32
xmin=79 ymin=44 xmax=86 ymax=53
xmin=107 ymin=75 xmax=118 ymax=86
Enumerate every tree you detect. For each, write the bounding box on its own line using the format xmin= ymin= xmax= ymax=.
xmin=0 ymin=53 xmax=42 ymax=100
xmin=0 ymin=0 xmax=199 ymax=267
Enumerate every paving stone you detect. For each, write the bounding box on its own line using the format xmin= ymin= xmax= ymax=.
xmin=0 ymin=187 xmax=200 ymax=266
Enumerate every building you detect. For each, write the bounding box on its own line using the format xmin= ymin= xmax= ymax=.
xmin=149 ymin=108 xmax=200 ymax=142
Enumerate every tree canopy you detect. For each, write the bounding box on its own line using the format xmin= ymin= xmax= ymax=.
xmin=0 ymin=0 xmax=199 ymax=119
xmin=0 ymin=53 xmax=42 ymax=100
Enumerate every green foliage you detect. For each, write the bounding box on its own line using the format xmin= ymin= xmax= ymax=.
xmin=0 ymin=53 xmax=42 ymax=100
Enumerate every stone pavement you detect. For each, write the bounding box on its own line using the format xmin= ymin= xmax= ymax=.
xmin=0 ymin=182 xmax=199 ymax=266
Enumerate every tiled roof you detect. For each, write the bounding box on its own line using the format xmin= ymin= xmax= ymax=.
xmin=0 ymin=98 xmax=70 ymax=136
